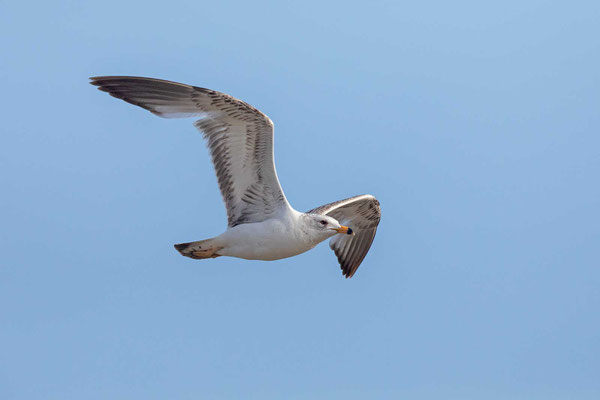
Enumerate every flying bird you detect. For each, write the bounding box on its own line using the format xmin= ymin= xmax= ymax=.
xmin=90 ymin=76 xmax=381 ymax=278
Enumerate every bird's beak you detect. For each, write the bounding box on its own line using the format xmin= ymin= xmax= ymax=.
xmin=332 ymin=226 xmax=353 ymax=235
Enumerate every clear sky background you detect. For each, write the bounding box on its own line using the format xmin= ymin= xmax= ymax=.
xmin=1 ymin=1 xmax=599 ymax=399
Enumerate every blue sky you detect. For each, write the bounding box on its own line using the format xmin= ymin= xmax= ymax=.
xmin=1 ymin=1 xmax=599 ymax=399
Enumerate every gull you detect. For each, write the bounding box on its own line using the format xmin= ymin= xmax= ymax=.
xmin=90 ymin=76 xmax=381 ymax=278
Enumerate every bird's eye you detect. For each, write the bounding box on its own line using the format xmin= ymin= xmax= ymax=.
xmin=319 ymin=220 xmax=327 ymax=226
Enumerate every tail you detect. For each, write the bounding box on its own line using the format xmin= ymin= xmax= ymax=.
xmin=174 ymin=238 xmax=223 ymax=260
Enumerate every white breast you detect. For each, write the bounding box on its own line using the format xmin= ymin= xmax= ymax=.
xmin=215 ymin=214 xmax=318 ymax=261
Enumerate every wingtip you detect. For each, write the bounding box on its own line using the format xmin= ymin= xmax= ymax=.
xmin=342 ymin=268 xmax=355 ymax=279
xmin=89 ymin=76 xmax=104 ymax=87
xmin=88 ymin=76 xmax=122 ymax=85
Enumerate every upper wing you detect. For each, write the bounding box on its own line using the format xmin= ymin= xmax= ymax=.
xmin=308 ymin=195 xmax=381 ymax=278
xmin=90 ymin=76 xmax=291 ymax=227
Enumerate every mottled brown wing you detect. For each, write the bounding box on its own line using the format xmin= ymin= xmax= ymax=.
xmin=308 ymin=195 xmax=381 ymax=278
xmin=90 ymin=76 xmax=291 ymax=227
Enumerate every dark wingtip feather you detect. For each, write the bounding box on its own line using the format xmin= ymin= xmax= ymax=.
xmin=342 ymin=265 xmax=355 ymax=278
xmin=89 ymin=77 xmax=102 ymax=87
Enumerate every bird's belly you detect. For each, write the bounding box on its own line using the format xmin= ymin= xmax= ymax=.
xmin=217 ymin=220 xmax=315 ymax=261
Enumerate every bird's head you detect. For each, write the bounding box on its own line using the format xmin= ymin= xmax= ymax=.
xmin=303 ymin=214 xmax=354 ymax=242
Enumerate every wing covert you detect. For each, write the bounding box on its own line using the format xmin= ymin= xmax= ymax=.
xmin=90 ymin=76 xmax=290 ymax=227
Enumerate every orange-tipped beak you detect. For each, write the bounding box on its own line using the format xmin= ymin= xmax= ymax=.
xmin=333 ymin=226 xmax=354 ymax=235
